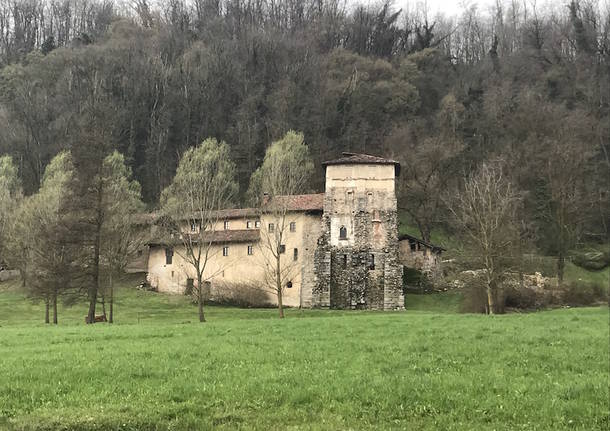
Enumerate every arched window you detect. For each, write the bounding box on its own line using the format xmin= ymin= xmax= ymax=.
xmin=339 ymin=226 xmax=347 ymax=239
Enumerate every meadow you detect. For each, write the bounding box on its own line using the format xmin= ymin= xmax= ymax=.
xmin=0 ymin=278 xmax=608 ymax=430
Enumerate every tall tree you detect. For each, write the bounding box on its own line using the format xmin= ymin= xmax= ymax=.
xmin=18 ymin=151 xmax=75 ymax=324
xmin=99 ymin=151 xmax=145 ymax=323
xmin=161 ymin=138 xmax=238 ymax=323
xmin=447 ymin=162 xmax=521 ymax=314
xmin=248 ymin=131 xmax=314 ymax=318
xmin=0 ymin=155 xmax=22 ymax=267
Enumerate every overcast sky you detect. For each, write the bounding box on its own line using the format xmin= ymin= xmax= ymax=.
xmin=348 ymin=0 xmax=498 ymax=18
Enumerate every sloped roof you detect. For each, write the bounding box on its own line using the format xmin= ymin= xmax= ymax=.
xmin=266 ymin=193 xmax=324 ymax=212
xmin=150 ymin=229 xmax=260 ymax=246
xmin=322 ymin=152 xmax=400 ymax=176
xmin=398 ymin=233 xmax=446 ymax=253
xmin=215 ymin=208 xmax=259 ymax=219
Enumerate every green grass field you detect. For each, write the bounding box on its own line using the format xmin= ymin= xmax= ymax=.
xmin=0 ymin=277 xmax=608 ymax=430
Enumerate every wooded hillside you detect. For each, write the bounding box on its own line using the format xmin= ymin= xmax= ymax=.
xmin=0 ymin=0 xmax=608 ymax=246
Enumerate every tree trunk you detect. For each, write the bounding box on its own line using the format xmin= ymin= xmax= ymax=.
xmin=557 ymin=252 xmax=565 ymax=286
xmin=44 ymin=297 xmax=50 ymax=324
xmin=486 ymin=286 xmax=496 ymax=315
xmin=101 ymin=294 xmax=106 ymax=319
xmin=109 ymin=274 xmax=114 ymax=324
xmin=52 ymin=291 xmax=58 ymax=325
xmin=198 ymin=274 xmax=206 ymax=322
xmin=87 ymin=189 xmax=103 ymax=324
xmin=276 ymin=256 xmax=284 ymax=319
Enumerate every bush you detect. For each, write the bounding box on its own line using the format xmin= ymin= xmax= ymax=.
xmin=561 ymin=281 xmax=608 ymax=306
xmin=403 ymin=267 xmax=433 ymax=293
xmin=208 ymin=282 xmax=273 ymax=308
xmin=459 ymin=285 xmax=488 ymax=313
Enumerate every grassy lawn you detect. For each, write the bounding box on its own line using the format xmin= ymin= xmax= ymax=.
xmin=0 ymin=277 xmax=608 ymax=430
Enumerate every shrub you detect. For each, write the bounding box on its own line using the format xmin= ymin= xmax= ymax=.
xmin=208 ymin=282 xmax=273 ymax=308
xmin=459 ymin=285 xmax=488 ymax=313
xmin=561 ymin=281 xmax=608 ymax=306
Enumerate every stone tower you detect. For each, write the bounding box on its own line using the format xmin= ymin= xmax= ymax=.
xmin=313 ymin=153 xmax=404 ymax=310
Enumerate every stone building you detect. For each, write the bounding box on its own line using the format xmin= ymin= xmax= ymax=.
xmin=398 ymin=233 xmax=445 ymax=279
xmin=145 ymin=152 xmax=428 ymax=310
xmin=312 ymin=153 xmax=404 ymax=310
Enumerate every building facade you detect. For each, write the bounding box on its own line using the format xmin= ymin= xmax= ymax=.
xmin=146 ymin=153 xmax=423 ymax=310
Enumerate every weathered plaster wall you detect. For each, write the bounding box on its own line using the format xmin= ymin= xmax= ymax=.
xmin=147 ymin=212 xmax=321 ymax=307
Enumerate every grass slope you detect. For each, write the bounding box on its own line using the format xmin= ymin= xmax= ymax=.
xmin=0 ymin=279 xmax=608 ymax=430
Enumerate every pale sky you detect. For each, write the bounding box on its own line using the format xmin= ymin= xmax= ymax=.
xmin=344 ymin=0 xmax=496 ymax=18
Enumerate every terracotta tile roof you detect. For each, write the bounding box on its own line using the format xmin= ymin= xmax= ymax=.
xmin=322 ymin=152 xmax=400 ymax=176
xmin=266 ymin=193 xmax=324 ymax=212
xmin=214 ymin=208 xmax=259 ymax=219
xmin=150 ymin=229 xmax=260 ymax=246
xmin=141 ymin=193 xmax=325 ymax=226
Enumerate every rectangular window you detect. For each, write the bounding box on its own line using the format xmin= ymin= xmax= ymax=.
xmin=409 ymin=239 xmax=417 ymax=251
xmin=268 ymin=223 xmax=275 ymax=232
xmin=342 ymin=254 xmax=347 ymax=269
xmin=293 ymin=248 xmax=298 ymax=261
xmin=247 ymin=221 xmax=253 ymax=229
xmin=190 ymin=221 xmax=197 ymax=232
xmin=247 ymin=245 xmax=253 ymax=255
xmin=290 ymin=222 xmax=296 ymax=232
xmin=224 ymin=221 xmax=230 ymax=230
xmin=279 ymin=244 xmax=286 ymax=254
xmin=223 ymin=246 xmax=229 ymax=256
xmin=255 ymin=220 xmax=261 ymax=228
xmin=369 ymin=254 xmax=375 ymax=270
xmin=165 ymin=247 xmax=173 ymax=265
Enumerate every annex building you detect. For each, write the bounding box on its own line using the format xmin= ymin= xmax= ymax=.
xmin=145 ymin=153 xmax=443 ymax=310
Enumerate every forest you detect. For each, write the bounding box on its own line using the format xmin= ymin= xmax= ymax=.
xmin=0 ymin=0 xmax=608 ymax=301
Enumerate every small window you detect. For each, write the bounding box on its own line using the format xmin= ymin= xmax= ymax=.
xmin=165 ymin=247 xmax=173 ymax=265
xmin=342 ymin=254 xmax=347 ymax=269
xmin=293 ymin=248 xmax=298 ymax=261
xmin=268 ymin=223 xmax=275 ymax=232
xmin=171 ymin=270 xmax=174 ymax=278
xmin=191 ymin=221 xmax=197 ymax=232
xmin=369 ymin=254 xmax=375 ymax=270
xmin=224 ymin=220 xmax=230 ymax=230
xmin=247 ymin=245 xmax=254 ymax=255
xmin=255 ymin=220 xmax=261 ymax=228
xmin=222 ymin=246 xmax=229 ymax=256
xmin=290 ymin=222 xmax=296 ymax=232
xmin=247 ymin=221 xmax=253 ymax=229
xmin=423 ymin=248 xmax=428 ymax=257
xmin=279 ymin=244 xmax=286 ymax=254
xmin=137 ymin=249 xmax=143 ymax=256
xmin=286 ymin=281 xmax=293 ymax=289
xmin=339 ymin=226 xmax=347 ymax=239
xmin=409 ymin=239 xmax=417 ymax=251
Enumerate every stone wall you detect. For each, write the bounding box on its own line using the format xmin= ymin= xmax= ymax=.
xmin=312 ymin=164 xmax=404 ymax=310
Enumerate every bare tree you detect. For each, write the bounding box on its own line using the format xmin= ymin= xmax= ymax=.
xmin=161 ymin=138 xmax=238 ymax=322
xmin=248 ymin=131 xmax=313 ymax=318
xmin=447 ymin=162 xmax=521 ymax=314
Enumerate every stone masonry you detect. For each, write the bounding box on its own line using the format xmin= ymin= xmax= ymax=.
xmin=312 ymin=153 xmax=404 ymax=310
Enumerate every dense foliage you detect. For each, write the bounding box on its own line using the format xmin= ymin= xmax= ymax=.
xmin=0 ymin=0 xmax=607 ymax=261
